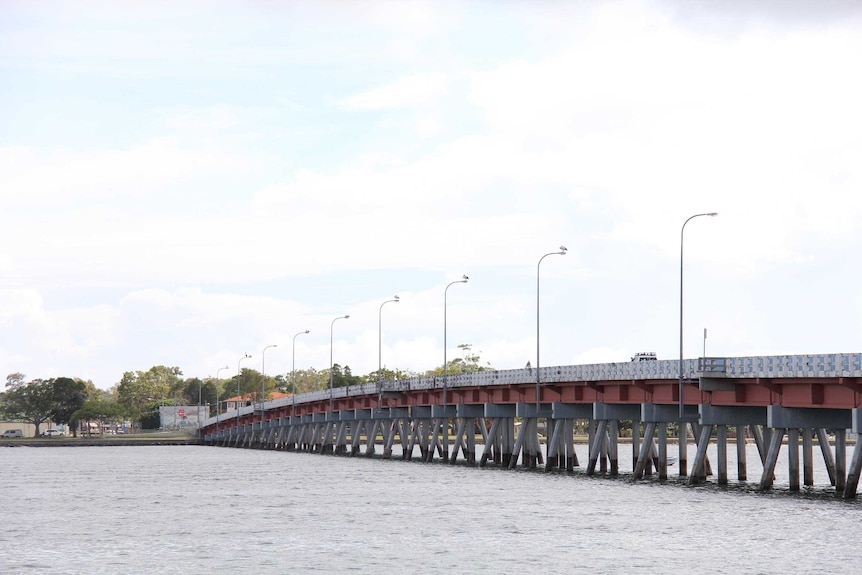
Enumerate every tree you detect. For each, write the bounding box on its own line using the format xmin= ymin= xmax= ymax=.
xmin=178 ymin=378 xmax=219 ymax=410
xmin=5 ymin=372 xmax=26 ymax=391
xmin=425 ymin=344 xmax=493 ymax=376
xmin=325 ymin=364 xmax=361 ymax=389
xmin=116 ymin=365 xmax=182 ymax=422
xmin=71 ymin=399 xmax=123 ymax=436
xmin=50 ymin=377 xmax=88 ymax=435
xmin=362 ymin=367 xmax=417 ymax=384
xmin=279 ymin=368 xmax=328 ymax=395
xmin=1 ymin=377 xmax=55 ymax=436
xmin=223 ymin=368 xmax=270 ymax=404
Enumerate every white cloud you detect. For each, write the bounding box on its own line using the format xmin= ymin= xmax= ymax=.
xmin=338 ymin=72 xmax=450 ymax=110
xmin=2 ymin=0 xmax=861 ymax=389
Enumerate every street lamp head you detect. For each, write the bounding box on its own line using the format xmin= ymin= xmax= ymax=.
xmin=559 ymin=245 xmax=567 ymax=254
xmin=461 ymin=275 xmax=469 ymax=282
xmin=393 ymin=295 xmax=400 ymax=302
xmin=707 ymin=212 xmax=718 ymax=217
xmin=344 ymin=314 xmax=350 ymax=319
xmin=304 ymin=329 xmax=310 ymax=334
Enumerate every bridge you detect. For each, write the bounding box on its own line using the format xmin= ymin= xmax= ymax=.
xmin=200 ymin=352 xmax=862 ymax=499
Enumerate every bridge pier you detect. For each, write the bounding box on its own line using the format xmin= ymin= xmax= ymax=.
xmin=759 ymin=406 xmax=853 ymax=493
xmin=587 ymin=403 xmax=639 ymax=476
xmin=200 ymin=355 xmax=862 ymax=498
xmin=842 ymin=409 xmax=862 ymax=498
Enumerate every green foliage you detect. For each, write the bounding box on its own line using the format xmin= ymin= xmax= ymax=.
xmin=425 ymin=344 xmax=493 ymax=376
xmin=71 ymin=399 xmax=123 ymax=435
xmin=326 ymin=364 xmax=361 ymax=389
xmin=116 ymin=365 xmax=183 ymax=421
xmin=222 ymin=368 xmax=260 ymax=401
xmin=1 ymin=377 xmax=55 ymax=435
xmin=49 ymin=377 xmax=88 ymax=429
xmin=361 ymin=368 xmax=418 ymax=384
xmin=5 ymin=372 xmax=26 ymax=390
xmin=2 ymin=342 xmax=491 ymax=426
xmin=280 ymin=368 xmax=328 ymax=394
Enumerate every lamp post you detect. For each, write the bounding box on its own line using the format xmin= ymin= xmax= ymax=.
xmin=536 ymin=246 xmax=567 ymax=408
xmin=679 ymin=212 xmax=718 ymax=419
xmin=261 ymin=344 xmax=277 ymax=423
xmin=198 ymin=377 xmax=203 ymax=431
xmin=378 ymin=295 xmax=400 ymax=408
xmin=292 ymin=330 xmax=309 ymax=413
xmin=329 ymin=315 xmax=349 ymax=413
xmin=443 ymin=275 xmax=469 ymax=408
xmin=215 ymin=365 xmax=228 ymax=436
xmin=237 ymin=353 xmax=251 ymax=428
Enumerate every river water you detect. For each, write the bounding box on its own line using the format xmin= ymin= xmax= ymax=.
xmin=1 ymin=444 xmax=860 ymax=574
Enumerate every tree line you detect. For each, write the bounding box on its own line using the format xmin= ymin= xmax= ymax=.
xmin=0 ymin=344 xmax=491 ymax=435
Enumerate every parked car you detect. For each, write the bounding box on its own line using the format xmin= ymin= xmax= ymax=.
xmin=41 ymin=429 xmax=65 ymax=437
xmin=2 ymin=429 xmax=24 ymax=438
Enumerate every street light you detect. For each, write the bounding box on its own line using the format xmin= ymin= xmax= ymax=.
xmin=443 ymin=275 xmax=469 ymax=407
xmin=378 ymin=295 xmax=400 ymax=407
xmin=237 ymin=353 xmax=251 ymax=427
xmin=261 ymin=344 xmax=277 ymax=423
xmin=679 ymin=212 xmax=718 ymax=418
xmin=292 ymin=330 xmax=310 ymax=413
xmin=329 ymin=315 xmax=349 ymax=413
xmin=537 ymin=246 xmax=567 ymax=408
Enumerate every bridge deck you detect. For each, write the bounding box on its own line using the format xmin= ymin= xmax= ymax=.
xmin=200 ymin=353 xmax=862 ymax=498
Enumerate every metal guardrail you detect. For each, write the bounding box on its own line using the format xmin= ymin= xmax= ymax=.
xmin=698 ymin=357 xmax=727 ymax=373
xmin=201 ymin=353 xmax=862 ymax=427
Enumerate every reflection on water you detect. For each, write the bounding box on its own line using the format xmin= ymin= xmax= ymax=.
xmin=1 ymin=445 xmax=859 ymax=574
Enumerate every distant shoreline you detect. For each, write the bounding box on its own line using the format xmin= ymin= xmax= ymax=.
xmin=0 ymin=432 xmax=202 ymax=447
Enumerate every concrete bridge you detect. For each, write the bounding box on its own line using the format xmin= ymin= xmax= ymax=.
xmin=200 ymin=352 xmax=862 ymax=499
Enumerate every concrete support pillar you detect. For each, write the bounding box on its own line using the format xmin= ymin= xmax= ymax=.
xmin=835 ymin=429 xmax=847 ymax=494
xmin=678 ymin=422 xmax=688 ymax=477
xmin=816 ymin=428 xmax=837 ymax=486
xmin=599 ymin=424 xmax=609 ymax=473
xmin=608 ymin=420 xmax=619 ymax=476
xmin=736 ymin=425 xmax=747 ymax=481
xmin=566 ymin=419 xmax=577 ymax=470
xmin=479 ymin=418 xmax=500 ymax=467
xmin=802 ymin=428 xmax=814 ymax=487
xmin=466 ymin=419 xmax=477 ymax=464
xmin=658 ymin=422 xmax=668 ymax=480
xmin=586 ymin=420 xmax=608 ymax=476
xmin=843 ymin=440 xmax=862 ymax=499
xmin=633 ymin=422 xmax=656 ymax=480
xmin=759 ymin=428 xmax=786 ymax=491
xmin=788 ymin=428 xmax=800 ymax=491
xmin=689 ymin=424 xmax=712 ymax=485
xmin=716 ymin=425 xmax=728 ymax=485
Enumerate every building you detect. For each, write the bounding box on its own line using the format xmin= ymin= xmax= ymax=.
xmin=223 ymin=391 xmax=293 ymax=412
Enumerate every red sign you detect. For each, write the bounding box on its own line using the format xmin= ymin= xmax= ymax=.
xmin=178 ymin=409 xmax=185 ymax=417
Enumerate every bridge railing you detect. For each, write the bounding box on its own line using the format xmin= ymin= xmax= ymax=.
xmin=200 ymin=352 xmax=862 ymax=428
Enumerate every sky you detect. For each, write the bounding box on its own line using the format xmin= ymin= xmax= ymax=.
xmin=2 ymin=0 xmax=862 ymax=390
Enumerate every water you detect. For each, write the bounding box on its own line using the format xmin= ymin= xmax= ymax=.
xmin=1 ymin=445 xmax=860 ymax=574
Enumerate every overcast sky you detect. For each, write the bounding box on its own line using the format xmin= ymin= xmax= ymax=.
xmin=2 ymin=0 xmax=861 ymax=389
